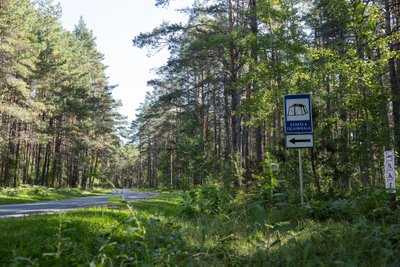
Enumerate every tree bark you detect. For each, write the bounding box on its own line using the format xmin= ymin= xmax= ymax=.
xmin=386 ymin=0 xmax=400 ymax=161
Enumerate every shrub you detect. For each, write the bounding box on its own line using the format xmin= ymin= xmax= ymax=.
xmin=180 ymin=184 xmax=231 ymax=217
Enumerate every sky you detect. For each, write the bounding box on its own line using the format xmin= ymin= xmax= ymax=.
xmin=56 ymin=0 xmax=187 ymax=122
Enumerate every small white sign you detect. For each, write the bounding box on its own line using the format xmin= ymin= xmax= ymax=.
xmin=384 ymin=150 xmax=396 ymax=193
xmin=286 ymin=134 xmax=314 ymax=148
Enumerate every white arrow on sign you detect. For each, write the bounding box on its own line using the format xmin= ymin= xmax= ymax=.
xmin=286 ymin=134 xmax=314 ymax=148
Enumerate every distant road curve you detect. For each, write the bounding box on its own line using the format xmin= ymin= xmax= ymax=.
xmin=0 ymin=189 xmax=156 ymax=218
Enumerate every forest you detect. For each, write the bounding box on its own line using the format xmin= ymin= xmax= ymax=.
xmin=1 ymin=0 xmax=400 ymax=195
xmin=131 ymin=0 xmax=400 ymax=198
xmin=1 ymin=0 xmax=400 ymax=265
xmin=0 ymin=0 xmax=136 ymax=189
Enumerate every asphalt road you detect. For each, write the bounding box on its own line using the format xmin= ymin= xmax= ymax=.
xmin=0 ymin=190 xmax=156 ymax=218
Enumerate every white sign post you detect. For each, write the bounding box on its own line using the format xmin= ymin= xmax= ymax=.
xmin=384 ymin=150 xmax=396 ymax=193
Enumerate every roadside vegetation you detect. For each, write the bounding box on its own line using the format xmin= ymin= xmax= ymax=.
xmin=0 ymin=185 xmax=111 ymax=205
xmin=1 ymin=0 xmax=400 ymax=265
xmin=0 ymin=187 xmax=399 ymax=266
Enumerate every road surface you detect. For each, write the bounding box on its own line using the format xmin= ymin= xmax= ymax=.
xmin=0 ymin=190 xmax=156 ymax=218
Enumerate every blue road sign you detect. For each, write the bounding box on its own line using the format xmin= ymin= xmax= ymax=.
xmin=284 ymin=94 xmax=313 ymax=134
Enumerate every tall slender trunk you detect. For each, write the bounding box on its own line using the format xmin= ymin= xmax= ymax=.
xmin=41 ymin=143 xmax=51 ymax=186
xmin=138 ymin=146 xmax=143 ymax=188
xmin=249 ymin=0 xmax=263 ymax=166
xmin=147 ymin=138 xmax=152 ymax=187
xmin=223 ymin=70 xmax=232 ymax=156
xmin=23 ymin=143 xmax=30 ymax=184
xmin=51 ymin=131 xmax=61 ymax=188
xmin=212 ymin=86 xmax=219 ymax=156
xmin=386 ymin=0 xmax=400 ymax=160
xmin=35 ymin=144 xmax=42 ymax=185
xmin=228 ymin=0 xmax=241 ymax=157
xmin=4 ymin=119 xmax=17 ymax=186
xmin=13 ymin=141 xmax=20 ymax=187
xmin=81 ymin=149 xmax=88 ymax=189
xmin=170 ymin=149 xmax=173 ymax=188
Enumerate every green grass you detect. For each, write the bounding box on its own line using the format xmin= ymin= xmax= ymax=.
xmin=0 ymin=192 xmax=183 ymax=266
xmin=0 ymin=185 xmax=112 ymax=205
xmin=0 ymin=189 xmax=399 ymax=266
xmin=0 ymin=208 xmax=125 ymax=266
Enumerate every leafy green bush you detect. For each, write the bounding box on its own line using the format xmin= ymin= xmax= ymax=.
xmin=180 ymin=184 xmax=231 ymax=217
xmin=302 ymin=190 xmax=397 ymax=222
xmin=304 ymin=199 xmax=357 ymax=221
xmin=252 ymin=153 xmax=284 ymax=204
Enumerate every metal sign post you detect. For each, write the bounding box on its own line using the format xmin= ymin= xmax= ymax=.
xmin=298 ymin=149 xmax=304 ymax=204
xmin=284 ymin=94 xmax=313 ymax=204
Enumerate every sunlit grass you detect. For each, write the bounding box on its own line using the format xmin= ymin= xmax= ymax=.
xmin=132 ymin=191 xmax=182 ymax=215
xmin=0 ymin=185 xmax=112 ymax=205
xmin=0 ymin=207 xmax=129 ymax=266
xmin=0 ymin=190 xmax=399 ymax=265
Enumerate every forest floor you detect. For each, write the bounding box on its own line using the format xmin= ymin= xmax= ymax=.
xmin=0 ymin=188 xmax=399 ymax=266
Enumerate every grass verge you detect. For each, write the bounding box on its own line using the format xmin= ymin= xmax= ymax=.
xmin=0 ymin=189 xmax=399 ymax=266
xmin=0 ymin=185 xmax=112 ymax=205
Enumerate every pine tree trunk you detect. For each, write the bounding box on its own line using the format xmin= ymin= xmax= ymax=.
xmin=147 ymin=138 xmax=152 ymax=187
xmin=13 ymin=141 xmax=20 ymax=187
xmin=23 ymin=143 xmax=30 ymax=184
xmin=223 ymin=79 xmax=232 ymax=156
xmin=35 ymin=144 xmax=42 ymax=185
xmin=386 ymin=0 xmax=400 ymax=161
xmin=41 ymin=143 xmax=51 ymax=186
xmin=249 ymin=0 xmax=263 ymax=166
xmin=228 ymin=0 xmax=241 ymax=157
xmin=51 ymin=131 xmax=61 ymax=188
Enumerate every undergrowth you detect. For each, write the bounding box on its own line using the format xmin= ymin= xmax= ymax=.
xmin=0 ymin=185 xmax=399 ymax=266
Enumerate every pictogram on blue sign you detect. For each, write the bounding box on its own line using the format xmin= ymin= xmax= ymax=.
xmin=284 ymin=94 xmax=313 ymax=134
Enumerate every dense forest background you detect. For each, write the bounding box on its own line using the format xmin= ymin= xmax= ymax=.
xmin=131 ymin=0 xmax=400 ymax=197
xmin=1 ymin=0 xmax=400 ymax=198
xmin=0 ymin=0 xmax=134 ymax=188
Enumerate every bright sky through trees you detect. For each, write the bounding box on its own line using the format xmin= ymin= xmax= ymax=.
xmin=56 ymin=0 xmax=186 ymax=122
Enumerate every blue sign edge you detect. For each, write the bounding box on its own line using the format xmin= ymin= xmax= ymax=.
xmin=284 ymin=94 xmax=313 ymax=134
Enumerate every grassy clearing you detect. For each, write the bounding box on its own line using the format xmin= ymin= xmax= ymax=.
xmin=0 ymin=189 xmax=399 ymax=266
xmin=0 ymin=185 xmax=111 ymax=205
